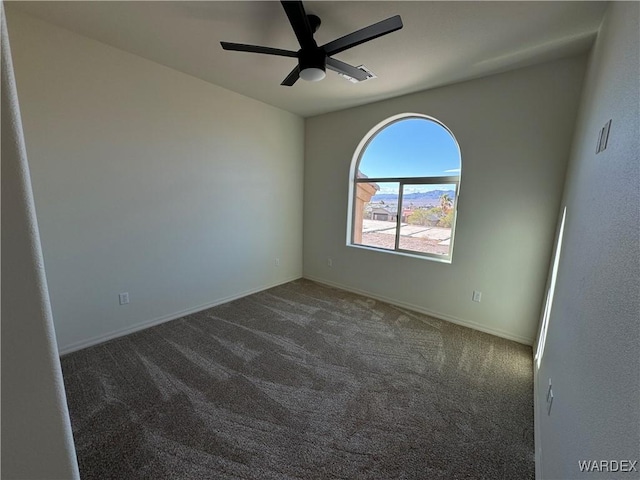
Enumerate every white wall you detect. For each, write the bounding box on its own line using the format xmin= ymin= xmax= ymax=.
xmin=6 ymin=9 xmax=304 ymax=353
xmin=304 ymin=56 xmax=587 ymax=345
xmin=1 ymin=3 xmax=79 ymax=478
xmin=536 ymin=3 xmax=639 ymax=479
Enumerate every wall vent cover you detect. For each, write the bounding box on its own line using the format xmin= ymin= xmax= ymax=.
xmin=337 ymin=65 xmax=377 ymax=83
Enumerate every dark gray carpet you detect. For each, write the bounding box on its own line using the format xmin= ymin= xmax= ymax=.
xmin=61 ymin=279 xmax=534 ymax=479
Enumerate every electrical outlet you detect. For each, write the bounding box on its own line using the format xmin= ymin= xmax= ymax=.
xmin=275 ymin=258 xmax=280 ymax=267
xmin=472 ymin=290 xmax=482 ymax=302
xmin=118 ymin=292 xmax=130 ymax=305
xmin=327 ymin=258 xmax=333 ymax=267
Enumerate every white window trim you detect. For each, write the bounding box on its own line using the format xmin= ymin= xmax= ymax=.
xmin=347 ymin=113 xmax=462 ymax=263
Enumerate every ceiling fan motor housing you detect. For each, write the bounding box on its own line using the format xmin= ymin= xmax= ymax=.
xmin=299 ymin=47 xmax=326 ymax=74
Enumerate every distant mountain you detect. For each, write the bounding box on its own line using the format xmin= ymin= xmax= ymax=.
xmin=373 ymin=190 xmax=455 ymax=205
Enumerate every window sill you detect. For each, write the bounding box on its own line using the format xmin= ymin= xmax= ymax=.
xmin=347 ymin=243 xmax=452 ymax=264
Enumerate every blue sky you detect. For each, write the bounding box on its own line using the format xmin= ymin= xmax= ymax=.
xmin=359 ymin=118 xmax=461 ymax=180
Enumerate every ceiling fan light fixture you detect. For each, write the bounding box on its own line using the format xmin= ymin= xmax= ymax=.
xmin=300 ymin=67 xmax=326 ymax=82
xmin=299 ymin=47 xmax=327 ymax=82
xmin=220 ymin=1 xmax=403 ymax=87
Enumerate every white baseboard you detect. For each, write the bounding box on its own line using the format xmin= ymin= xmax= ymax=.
xmin=60 ymin=273 xmax=533 ymax=355
xmin=303 ymin=274 xmax=534 ymax=346
xmin=58 ymin=275 xmax=303 ymax=356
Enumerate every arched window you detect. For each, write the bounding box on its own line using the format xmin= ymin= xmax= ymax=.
xmin=349 ymin=114 xmax=461 ymax=262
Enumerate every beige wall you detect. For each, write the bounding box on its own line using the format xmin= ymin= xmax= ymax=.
xmin=1 ymin=3 xmax=79 ymax=477
xmin=304 ymin=56 xmax=588 ymax=345
xmin=535 ymin=2 xmax=640 ymax=478
xmin=6 ymin=9 xmax=305 ymax=353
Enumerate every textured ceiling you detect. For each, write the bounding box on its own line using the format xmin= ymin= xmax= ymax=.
xmin=9 ymin=1 xmax=608 ymax=117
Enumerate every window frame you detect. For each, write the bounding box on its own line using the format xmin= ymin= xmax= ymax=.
xmin=348 ymin=114 xmax=461 ymax=263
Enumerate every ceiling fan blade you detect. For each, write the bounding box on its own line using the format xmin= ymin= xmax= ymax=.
xmin=326 ymin=57 xmax=370 ymax=82
xmin=221 ymin=42 xmax=298 ymax=58
xmin=281 ymin=1 xmax=316 ymax=50
xmin=281 ymin=65 xmax=301 ymax=86
xmin=322 ymin=15 xmax=403 ymax=57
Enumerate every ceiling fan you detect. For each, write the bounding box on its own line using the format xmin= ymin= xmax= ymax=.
xmin=221 ymin=1 xmax=403 ymax=86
